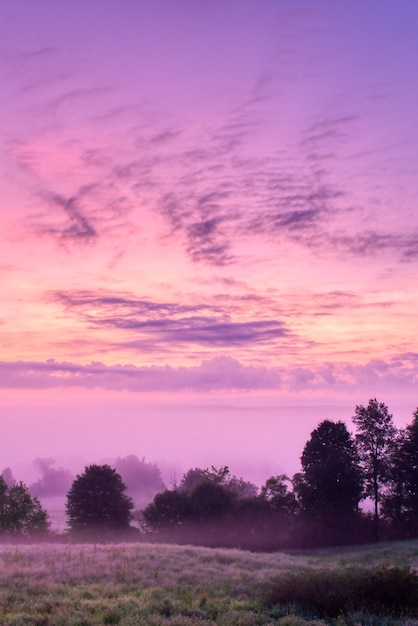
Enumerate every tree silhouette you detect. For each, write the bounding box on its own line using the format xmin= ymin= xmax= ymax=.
xmin=260 ymin=474 xmax=297 ymax=516
xmin=353 ymin=398 xmax=397 ymax=541
xmin=295 ymin=420 xmax=363 ymax=545
xmin=66 ymin=464 xmax=133 ymax=536
xmin=0 ymin=477 xmax=49 ymax=535
xmin=382 ymin=408 xmax=418 ymax=538
xmin=30 ymin=458 xmax=73 ymax=498
xmin=143 ymin=489 xmax=190 ymax=530
xmin=189 ymin=480 xmax=235 ymax=521
xmin=114 ymin=455 xmax=165 ymax=501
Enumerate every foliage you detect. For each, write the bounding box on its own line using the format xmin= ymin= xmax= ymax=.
xmin=178 ymin=467 xmax=207 ymax=492
xmin=144 ymin=467 xmax=274 ymax=548
xmin=143 ymin=489 xmax=190 ymax=530
xmin=353 ymin=398 xmax=397 ymax=539
xmin=179 ymin=465 xmax=257 ymax=499
xmin=262 ymin=565 xmax=418 ymax=618
xmin=292 ymin=420 xmax=363 ymax=545
xmin=260 ymin=474 xmax=297 ymax=517
xmin=189 ymin=480 xmax=236 ymax=520
xmin=0 ymin=476 xmax=49 ymax=535
xmin=66 ymin=464 xmax=134 ymax=536
xmin=382 ymin=408 xmax=418 ymax=538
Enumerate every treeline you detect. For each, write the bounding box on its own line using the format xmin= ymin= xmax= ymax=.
xmin=1 ymin=398 xmax=418 ymax=549
xmin=141 ymin=399 xmax=418 ymax=549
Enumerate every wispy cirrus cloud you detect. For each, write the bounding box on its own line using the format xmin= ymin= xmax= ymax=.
xmin=34 ymin=189 xmax=97 ymax=242
xmin=332 ymin=230 xmax=418 ymax=261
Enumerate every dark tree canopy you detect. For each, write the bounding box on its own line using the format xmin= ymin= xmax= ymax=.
xmin=66 ymin=464 xmax=134 ymax=536
xmin=178 ymin=467 xmax=207 ymax=493
xmin=260 ymin=475 xmax=297 ymax=517
xmin=382 ymin=408 xmax=418 ymax=537
xmin=297 ymin=420 xmax=363 ymax=520
xmin=143 ymin=489 xmax=190 ymax=531
xmin=189 ymin=480 xmax=236 ymax=520
xmin=0 ymin=477 xmax=49 ymax=535
xmin=353 ymin=398 xmax=397 ymax=539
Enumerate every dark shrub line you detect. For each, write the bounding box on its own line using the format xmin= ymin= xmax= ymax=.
xmin=261 ymin=565 xmax=418 ymax=618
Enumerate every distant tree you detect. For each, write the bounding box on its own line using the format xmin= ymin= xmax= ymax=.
xmin=179 ymin=465 xmax=257 ymax=499
xmin=66 ymin=465 xmax=134 ymax=536
xmin=0 ymin=477 xmax=49 ymax=535
xmin=294 ymin=420 xmax=363 ymax=545
xmin=382 ymin=408 xmax=418 ymax=538
xmin=353 ymin=398 xmax=397 ymax=540
xmin=30 ymin=458 xmax=73 ymax=498
xmin=114 ymin=455 xmax=165 ymax=501
xmin=144 ymin=465 xmax=255 ymax=538
xmin=1 ymin=467 xmax=16 ymax=488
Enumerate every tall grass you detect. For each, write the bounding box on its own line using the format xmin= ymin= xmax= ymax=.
xmin=0 ymin=540 xmax=417 ymax=624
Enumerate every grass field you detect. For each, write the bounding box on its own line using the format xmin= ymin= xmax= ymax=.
xmin=1 ymin=539 xmax=418 ymax=625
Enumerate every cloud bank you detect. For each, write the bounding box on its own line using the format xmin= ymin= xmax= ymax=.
xmin=1 ymin=354 xmax=417 ymax=396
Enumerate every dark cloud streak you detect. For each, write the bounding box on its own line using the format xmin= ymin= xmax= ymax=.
xmin=50 ymin=289 xmax=289 ymax=348
xmin=35 ymin=189 xmax=97 ymax=242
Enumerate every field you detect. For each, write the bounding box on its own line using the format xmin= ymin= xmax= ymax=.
xmin=1 ymin=540 xmax=418 ymax=625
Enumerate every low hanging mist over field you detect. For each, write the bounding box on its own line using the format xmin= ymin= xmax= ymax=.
xmin=4 ymin=396 xmax=415 ymax=480
xmin=1 ymin=397 xmax=414 ymax=533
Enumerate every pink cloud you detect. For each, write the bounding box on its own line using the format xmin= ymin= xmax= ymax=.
xmin=0 ymin=354 xmax=417 ymax=399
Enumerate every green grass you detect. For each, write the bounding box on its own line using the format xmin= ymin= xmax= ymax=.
xmin=0 ymin=540 xmax=417 ymax=624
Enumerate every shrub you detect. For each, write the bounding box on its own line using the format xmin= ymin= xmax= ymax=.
xmin=261 ymin=565 xmax=418 ymax=618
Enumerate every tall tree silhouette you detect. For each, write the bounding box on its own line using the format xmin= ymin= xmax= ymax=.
xmin=298 ymin=420 xmax=363 ymax=518
xmin=382 ymin=408 xmax=418 ymax=538
xmin=353 ymin=398 xmax=397 ymax=541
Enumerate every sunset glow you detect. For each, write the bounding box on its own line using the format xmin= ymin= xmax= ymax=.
xmin=1 ymin=1 xmax=417 ymax=479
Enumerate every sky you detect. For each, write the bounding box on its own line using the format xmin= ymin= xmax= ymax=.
xmin=1 ymin=1 xmax=418 ymax=483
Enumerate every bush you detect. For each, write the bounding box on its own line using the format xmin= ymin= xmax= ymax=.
xmin=261 ymin=565 xmax=418 ymax=618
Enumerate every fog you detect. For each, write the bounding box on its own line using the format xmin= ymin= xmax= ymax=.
xmin=2 ymin=391 xmax=414 ymax=489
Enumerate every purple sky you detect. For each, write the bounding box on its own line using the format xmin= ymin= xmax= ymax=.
xmin=1 ymin=1 xmax=417 ymax=483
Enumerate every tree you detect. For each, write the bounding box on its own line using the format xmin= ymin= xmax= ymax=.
xmin=114 ymin=455 xmax=165 ymax=502
xmin=294 ymin=420 xmax=363 ymax=545
xmin=1 ymin=467 xmax=16 ymax=488
xmin=30 ymin=458 xmax=73 ymax=498
xmin=353 ymin=398 xmax=397 ymax=540
xmin=260 ymin=474 xmax=297 ymax=517
xmin=0 ymin=477 xmax=49 ymax=536
xmin=179 ymin=465 xmax=257 ymax=499
xmin=382 ymin=408 xmax=418 ymax=538
xmin=66 ymin=465 xmax=134 ymax=536
xmin=189 ymin=480 xmax=236 ymax=521
xmin=143 ymin=489 xmax=190 ymax=531
xmin=178 ymin=467 xmax=207 ymax=492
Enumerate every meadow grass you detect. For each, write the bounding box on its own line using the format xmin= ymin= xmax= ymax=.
xmin=0 ymin=540 xmax=418 ymax=624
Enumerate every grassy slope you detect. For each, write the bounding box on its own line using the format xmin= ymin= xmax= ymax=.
xmin=0 ymin=540 xmax=418 ymax=625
